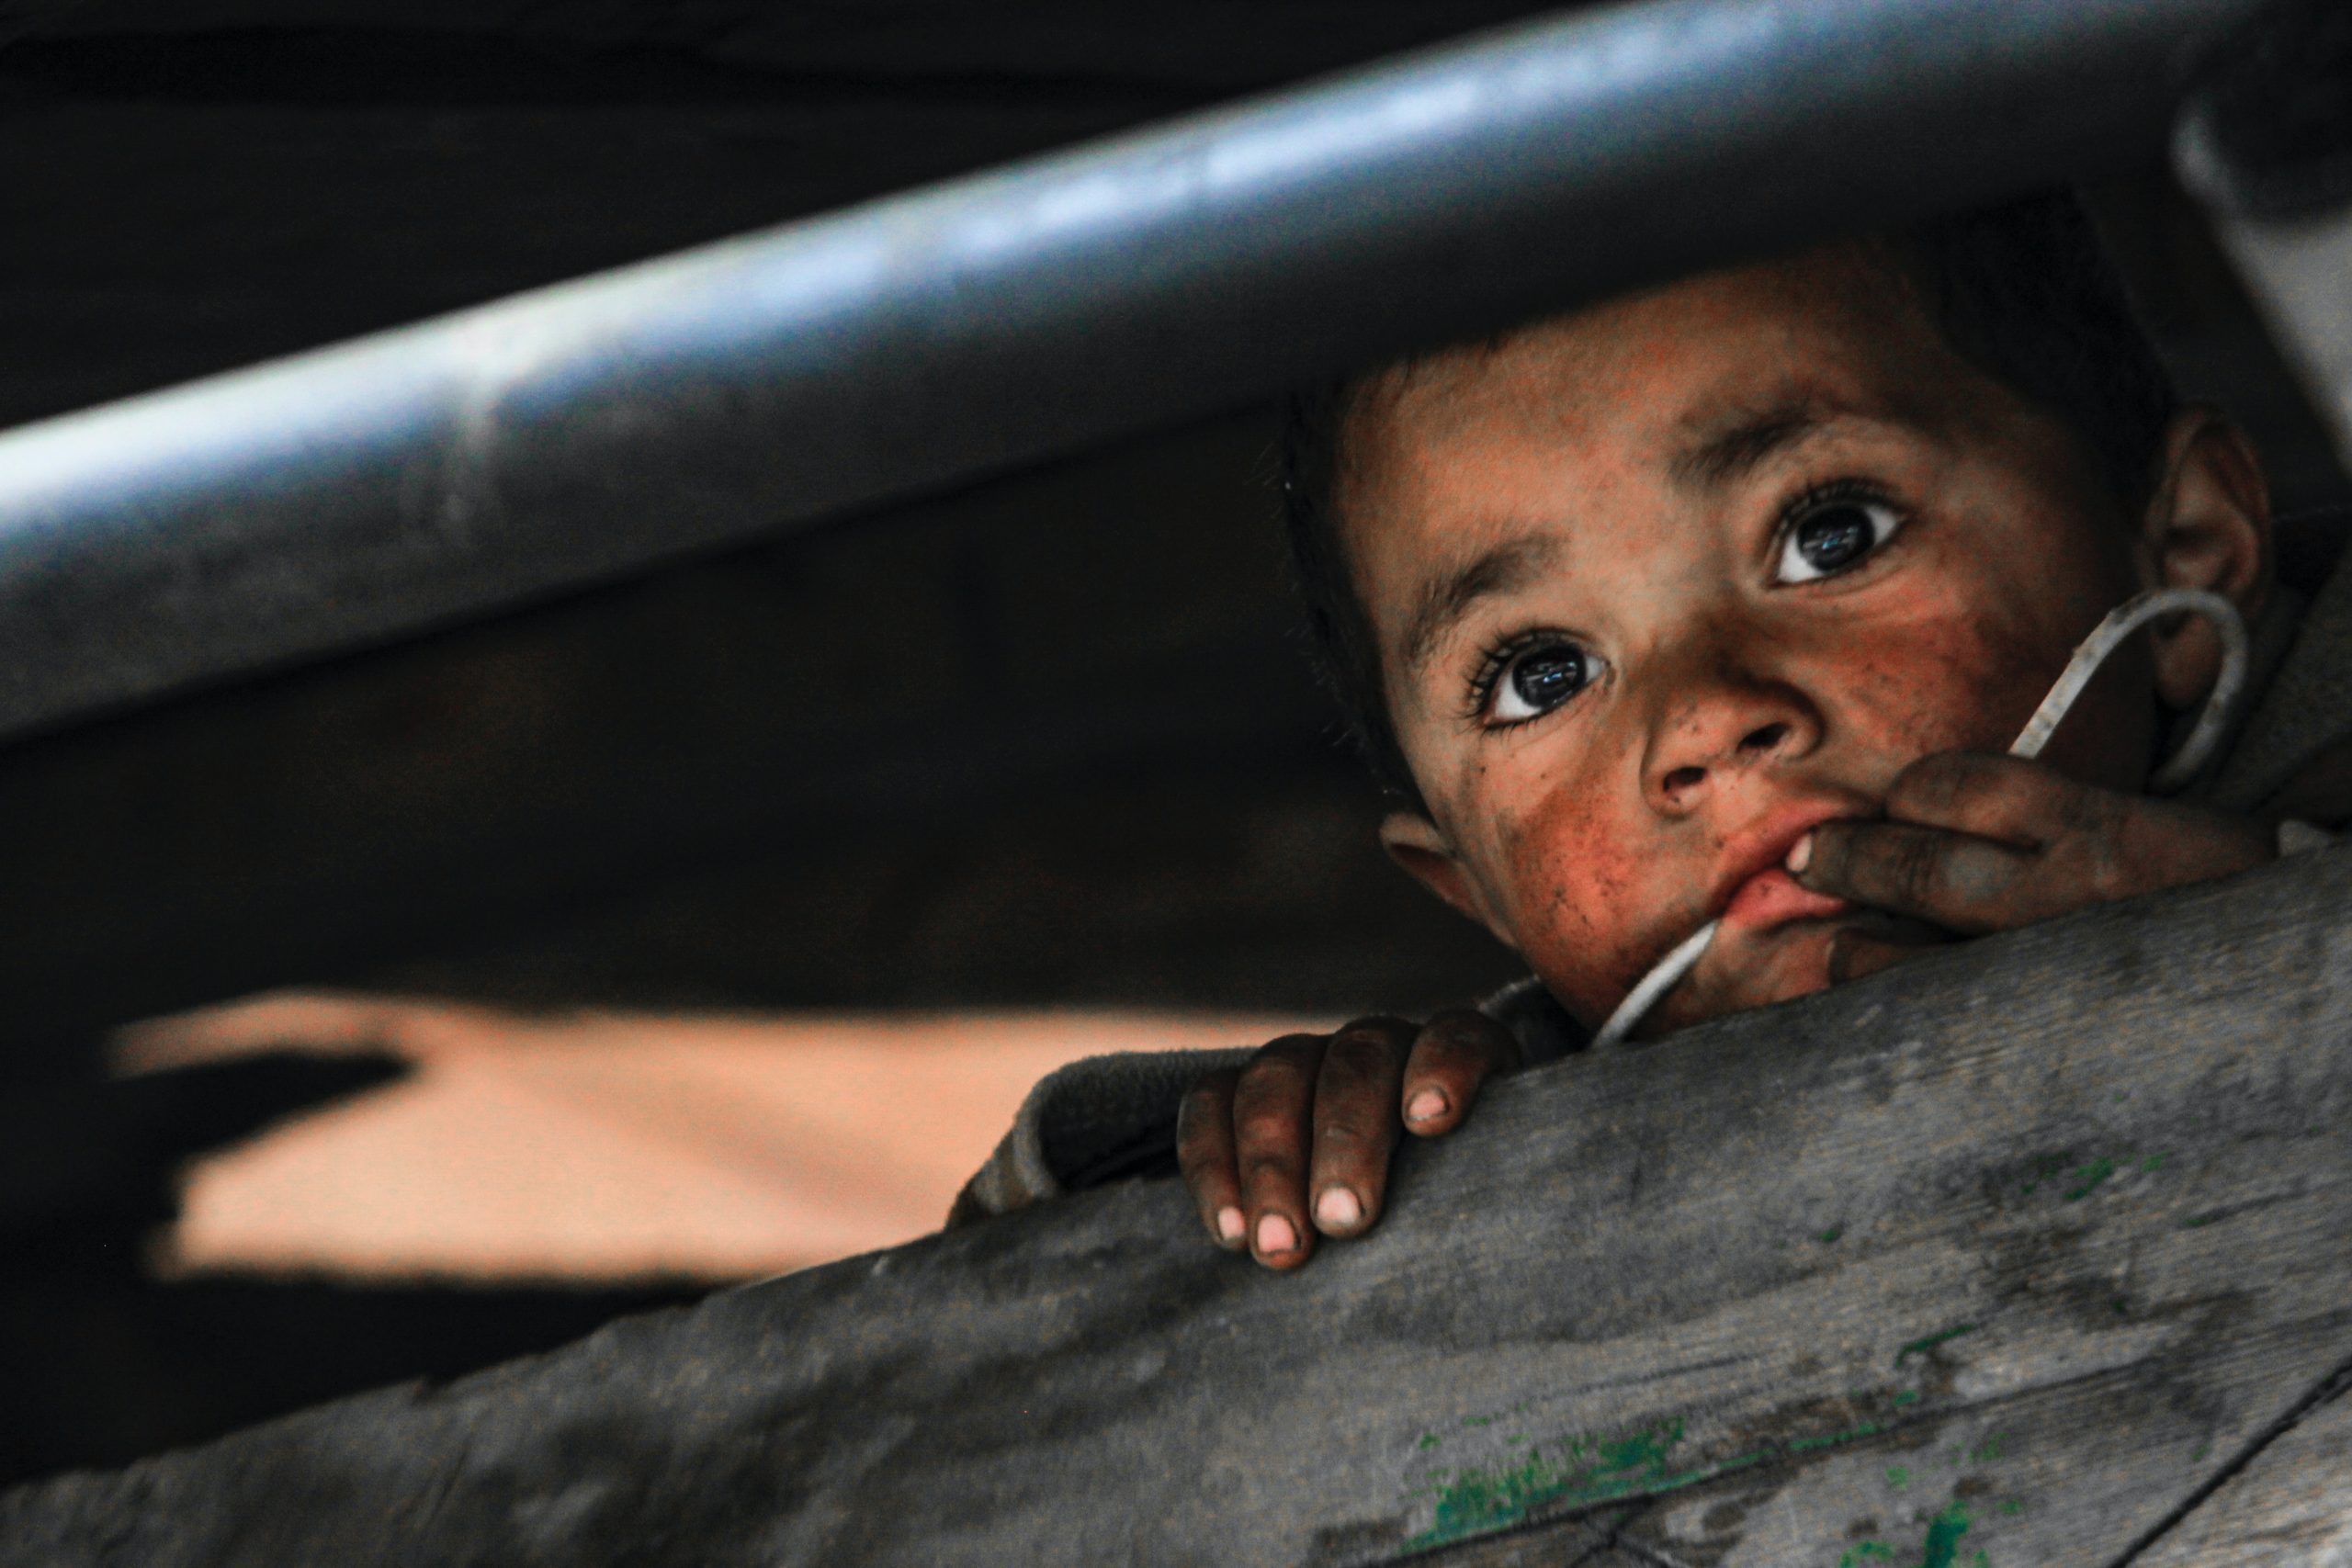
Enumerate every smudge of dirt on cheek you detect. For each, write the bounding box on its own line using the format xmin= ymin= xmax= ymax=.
xmin=1842 ymin=472 xmax=2156 ymax=781
xmin=1825 ymin=573 xmax=2160 ymax=803
xmin=1487 ymin=779 xmax=1655 ymax=1017
xmin=1840 ymin=605 xmax=2054 ymax=768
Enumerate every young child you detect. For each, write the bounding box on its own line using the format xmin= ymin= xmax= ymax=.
xmin=952 ymin=192 xmax=2352 ymax=1269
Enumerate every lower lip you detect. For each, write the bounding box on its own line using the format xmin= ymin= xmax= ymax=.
xmin=1723 ymin=867 xmax=1850 ymax=931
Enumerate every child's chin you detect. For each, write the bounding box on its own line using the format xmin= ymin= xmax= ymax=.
xmin=1600 ymin=911 xmax=1923 ymax=1042
xmin=1712 ymin=914 xmax=1860 ymax=1012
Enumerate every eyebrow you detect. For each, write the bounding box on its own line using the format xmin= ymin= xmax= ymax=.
xmin=1392 ymin=396 xmax=1852 ymax=680
xmin=1397 ymin=534 xmax=1560 ymax=679
xmin=1668 ymin=398 xmax=1832 ymax=491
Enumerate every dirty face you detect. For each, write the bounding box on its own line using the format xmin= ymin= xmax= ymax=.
xmin=1346 ymin=249 xmax=2155 ymax=1033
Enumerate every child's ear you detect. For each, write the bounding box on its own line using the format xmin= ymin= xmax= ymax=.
xmin=2138 ymin=408 xmax=2272 ymax=711
xmin=1378 ymin=809 xmax=1519 ymax=953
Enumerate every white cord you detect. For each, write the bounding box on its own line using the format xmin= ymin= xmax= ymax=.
xmin=1588 ymin=588 xmax=2250 ymax=1048
xmin=1587 ymin=919 xmax=1721 ymax=1052
xmin=2008 ymin=587 xmax=2250 ymax=790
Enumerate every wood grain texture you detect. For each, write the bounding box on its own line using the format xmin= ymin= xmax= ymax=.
xmin=2133 ymin=1381 xmax=2352 ymax=1565
xmin=7 ymin=846 xmax=2352 ymax=1565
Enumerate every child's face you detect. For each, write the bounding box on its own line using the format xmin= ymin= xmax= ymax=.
xmin=1346 ymin=249 xmax=2162 ymax=1033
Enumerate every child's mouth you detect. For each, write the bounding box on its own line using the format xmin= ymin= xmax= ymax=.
xmin=1721 ymin=866 xmax=1849 ymax=931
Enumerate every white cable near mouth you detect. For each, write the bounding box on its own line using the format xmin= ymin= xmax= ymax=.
xmin=1586 ymin=919 xmax=1723 ymax=1054
xmin=1587 ymin=587 xmax=2251 ymax=1049
xmin=2008 ymin=587 xmax=2250 ymax=788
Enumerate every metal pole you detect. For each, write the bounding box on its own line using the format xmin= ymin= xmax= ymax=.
xmin=0 ymin=0 xmax=2266 ymax=741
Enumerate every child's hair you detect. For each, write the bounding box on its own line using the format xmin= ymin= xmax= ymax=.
xmin=1279 ymin=190 xmax=2181 ymax=807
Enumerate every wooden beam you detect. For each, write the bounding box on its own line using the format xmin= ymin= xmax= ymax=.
xmin=7 ymin=844 xmax=2349 ymax=1561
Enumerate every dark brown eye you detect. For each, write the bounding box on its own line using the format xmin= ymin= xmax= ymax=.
xmin=1489 ymin=641 xmax=1600 ymax=723
xmin=1776 ymin=497 xmax=1903 ymax=583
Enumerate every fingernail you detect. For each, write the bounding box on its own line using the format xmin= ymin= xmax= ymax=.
xmin=1406 ymin=1089 xmax=1449 ymax=1124
xmin=1256 ymin=1213 xmax=1299 ymax=1256
xmin=1786 ymin=832 xmax=1814 ymax=874
xmin=1216 ymin=1206 xmax=1245 ymax=1244
xmin=1315 ymin=1188 xmax=1363 ymax=1230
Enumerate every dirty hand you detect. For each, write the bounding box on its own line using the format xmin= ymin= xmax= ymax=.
xmin=1174 ymin=1011 xmax=1521 ymax=1269
xmin=1790 ymin=750 xmax=2274 ymax=981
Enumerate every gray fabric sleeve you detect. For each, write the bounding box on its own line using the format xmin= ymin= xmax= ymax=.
xmin=2278 ymin=818 xmax=2337 ymax=855
xmin=1476 ymin=975 xmax=1588 ymax=1065
xmin=946 ymin=979 xmax=1587 ymax=1225
xmin=947 ymin=1045 xmax=1255 ymax=1225
xmin=2211 ymin=549 xmax=2352 ymax=815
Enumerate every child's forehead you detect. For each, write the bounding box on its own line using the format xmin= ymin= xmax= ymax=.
xmin=1330 ymin=245 xmax=2075 ymax=649
xmin=1351 ymin=248 xmax=1940 ymax=476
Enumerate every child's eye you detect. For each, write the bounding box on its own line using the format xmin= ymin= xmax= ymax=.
xmin=1484 ymin=638 xmax=1604 ymax=725
xmin=1773 ymin=493 xmax=1905 ymax=584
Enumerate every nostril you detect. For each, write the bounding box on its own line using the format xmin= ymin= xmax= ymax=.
xmin=1662 ymin=764 xmax=1706 ymax=794
xmin=1740 ymin=721 xmax=1792 ymax=754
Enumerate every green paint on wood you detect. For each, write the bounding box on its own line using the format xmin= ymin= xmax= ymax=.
xmin=2019 ymin=1153 xmax=2071 ymax=1195
xmin=2064 ymin=1157 xmax=2118 ymax=1201
xmin=1895 ymin=1324 xmax=1979 ymax=1366
xmin=1892 ymin=1390 xmax=1921 ymax=1407
xmin=1832 ymin=1496 xmax=1977 ymax=1568
xmin=1820 ymin=1226 xmax=1844 ymax=1244
xmin=1406 ymin=1385 xmax=1935 ymax=1551
xmin=2020 ymin=1147 xmax=2158 ymax=1201
xmin=1967 ymin=1434 xmax=2006 ymax=1463
xmin=1919 ymin=1500 xmax=1973 ymax=1568
xmin=1788 ymin=1420 xmax=1887 ymax=1454
xmin=1408 ymin=1418 xmax=1690 ymax=1548
xmin=1408 ymin=1403 xmax=1907 ymax=1551
xmin=1885 ymin=1465 xmax=1910 ymax=1489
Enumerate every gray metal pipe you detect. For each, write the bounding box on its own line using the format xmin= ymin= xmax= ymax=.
xmin=0 ymin=0 xmax=2266 ymax=740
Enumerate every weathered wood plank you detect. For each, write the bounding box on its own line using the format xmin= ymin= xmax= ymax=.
xmin=1386 ymin=1508 xmax=1632 ymax=1565
xmin=2133 ymin=1378 xmax=2352 ymax=1565
xmin=7 ymin=847 xmax=2352 ymax=1565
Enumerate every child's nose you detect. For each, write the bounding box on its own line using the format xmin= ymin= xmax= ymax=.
xmin=1646 ymin=694 xmax=1816 ymax=814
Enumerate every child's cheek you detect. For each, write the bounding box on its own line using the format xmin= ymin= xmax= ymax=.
xmin=1480 ymin=777 xmax=1659 ymax=1022
xmin=1860 ymin=621 xmax=2047 ymax=759
xmin=1833 ymin=577 xmax=2087 ymax=767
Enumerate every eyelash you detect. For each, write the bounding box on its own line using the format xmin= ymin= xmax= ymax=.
xmin=1779 ymin=475 xmax=1883 ymax=517
xmin=1464 ymin=629 xmax=1581 ymax=728
xmin=1458 ymin=477 xmax=1904 ymax=729
xmin=1770 ymin=476 xmax=1905 ymax=574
